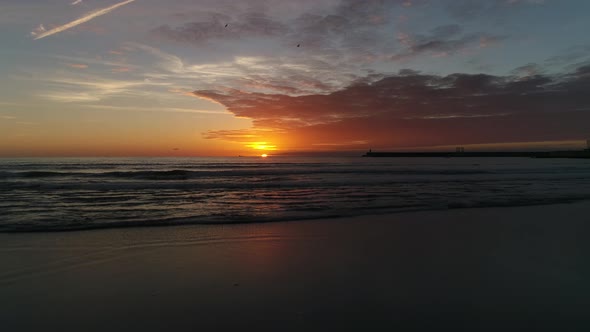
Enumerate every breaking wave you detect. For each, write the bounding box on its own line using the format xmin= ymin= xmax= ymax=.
xmin=1 ymin=156 xmax=589 ymax=232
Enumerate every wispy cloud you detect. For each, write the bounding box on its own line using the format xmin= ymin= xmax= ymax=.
xmin=391 ymin=25 xmax=505 ymax=61
xmin=129 ymin=42 xmax=358 ymax=96
xmin=33 ymin=0 xmax=136 ymax=40
xmin=71 ymin=0 xmax=83 ymax=5
xmin=33 ymin=74 xmax=172 ymax=103
xmin=112 ymin=67 xmax=132 ymax=73
xmin=66 ymin=63 xmax=89 ymax=69
xmin=54 ymin=55 xmax=135 ymax=69
xmin=30 ymin=24 xmax=46 ymax=37
xmin=83 ymin=104 xmax=230 ymax=115
xmin=0 ymin=102 xmax=21 ymax=106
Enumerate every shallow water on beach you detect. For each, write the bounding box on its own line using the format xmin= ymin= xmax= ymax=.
xmin=1 ymin=156 xmax=589 ymax=231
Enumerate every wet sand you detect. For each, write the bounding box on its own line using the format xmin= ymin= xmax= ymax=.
xmin=1 ymin=203 xmax=589 ymax=331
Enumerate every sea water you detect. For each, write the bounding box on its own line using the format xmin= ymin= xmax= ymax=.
xmin=1 ymin=156 xmax=589 ymax=231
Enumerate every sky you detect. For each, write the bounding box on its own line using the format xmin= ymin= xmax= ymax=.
xmin=0 ymin=0 xmax=589 ymax=156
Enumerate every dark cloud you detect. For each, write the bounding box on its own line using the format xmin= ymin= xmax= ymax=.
xmin=511 ymin=63 xmax=543 ymax=77
xmin=430 ymin=24 xmax=463 ymax=39
xmin=152 ymin=0 xmax=412 ymax=51
xmin=149 ymin=1 xmax=511 ymax=72
xmin=152 ymin=12 xmax=288 ymax=43
xmin=443 ymin=0 xmax=545 ymax=21
xmin=545 ymin=44 xmax=590 ymax=67
xmin=197 ymin=65 xmax=590 ymax=149
xmin=445 ymin=0 xmax=495 ymax=20
xmin=392 ymin=24 xmax=505 ymax=61
xmin=287 ymin=0 xmax=418 ymax=51
xmin=467 ymin=58 xmax=494 ymax=72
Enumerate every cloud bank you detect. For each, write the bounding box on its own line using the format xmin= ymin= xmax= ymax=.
xmin=197 ymin=64 xmax=590 ymax=150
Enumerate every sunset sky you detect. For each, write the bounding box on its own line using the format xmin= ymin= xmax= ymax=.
xmin=0 ymin=0 xmax=589 ymax=156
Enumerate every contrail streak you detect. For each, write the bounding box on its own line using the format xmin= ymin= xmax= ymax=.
xmin=34 ymin=0 xmax=135 ymax=40
xmin=71 ymin=0 xmax=83 ymax=5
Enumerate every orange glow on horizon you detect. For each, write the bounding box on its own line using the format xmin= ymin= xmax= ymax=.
xmin=246 ymin=142 xmax=278 ymax=151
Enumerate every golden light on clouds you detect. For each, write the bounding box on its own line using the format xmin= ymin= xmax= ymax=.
xmin=246 ymin=142 xmax=277 ymax=151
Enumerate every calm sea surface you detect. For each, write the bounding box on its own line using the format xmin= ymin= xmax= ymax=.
xmin=1 ymin=156 xmax=589 ymax=231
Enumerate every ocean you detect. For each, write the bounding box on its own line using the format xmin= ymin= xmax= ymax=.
xmin=1 ymin=156 xmax=589 ymax=232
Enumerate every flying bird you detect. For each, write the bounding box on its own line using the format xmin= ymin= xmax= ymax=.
xmin=225 ymin=24 xmax=228 ymax=28
xmin=297 ymin=44 xmax=300 ymax=47
xmin=34 ymin=0 xmax=135 ymax=40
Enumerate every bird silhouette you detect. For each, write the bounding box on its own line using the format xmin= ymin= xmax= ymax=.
xmin=225 ymin=24 xmax=228 ymax=28
xmin=297 ymin=44 xmax=300 ymax=47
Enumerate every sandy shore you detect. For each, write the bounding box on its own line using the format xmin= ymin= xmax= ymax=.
xmin=1 ymin=203 xmax=589 ymax=331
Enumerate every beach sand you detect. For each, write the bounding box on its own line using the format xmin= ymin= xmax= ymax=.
xmin=1 ymin=203 xmax=589 ymax=331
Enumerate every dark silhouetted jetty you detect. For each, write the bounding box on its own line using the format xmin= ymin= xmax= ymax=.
xmin=363 ymin=150 xmax=590 ymax=159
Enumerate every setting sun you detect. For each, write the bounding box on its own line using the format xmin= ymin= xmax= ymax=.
xmin=1 ymin=1 xmax=589 ymax=330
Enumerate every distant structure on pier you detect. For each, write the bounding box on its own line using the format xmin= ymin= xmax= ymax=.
xmin=586 ymin=139 xmax=590 ymax=151
xmin=363 ymin=148 xmax=590 ymax=159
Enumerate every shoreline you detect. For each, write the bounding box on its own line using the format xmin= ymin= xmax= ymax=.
xmin=3 ymin=198 xmax=590 ymax=233
xmin=2 ymin=202 xmax=590 ymax=331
